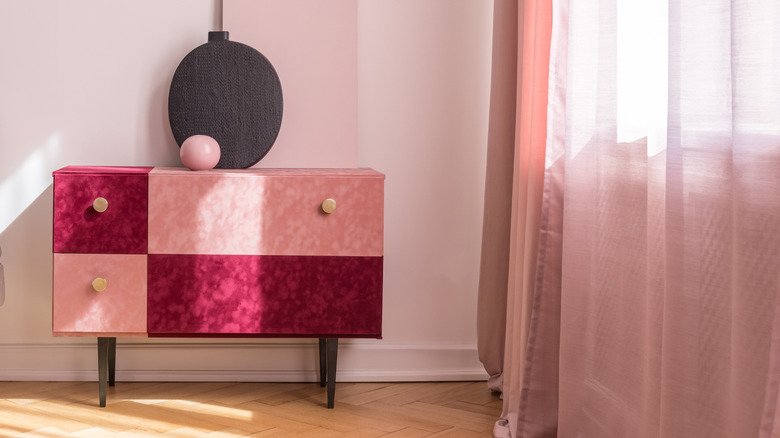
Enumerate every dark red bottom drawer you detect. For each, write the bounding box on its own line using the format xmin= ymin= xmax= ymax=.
xmin=147 ymin=254 xmax=382 ymax=337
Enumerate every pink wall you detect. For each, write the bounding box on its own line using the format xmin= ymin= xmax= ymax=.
xmin=0 ymin=0 xmax=493 ymax=381
xmin=358 ymin=2 xmax=493 ymax=344
xmin=224 ymin=0 xmax=358 ymax=168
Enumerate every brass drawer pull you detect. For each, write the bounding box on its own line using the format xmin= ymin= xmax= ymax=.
xmin=321 ymin=198 xmax=337 ymax=214
xmin=92 ymin=277 xmax=107 ymax=292
xmin=93 ymin=197 xmax=108 ymax=213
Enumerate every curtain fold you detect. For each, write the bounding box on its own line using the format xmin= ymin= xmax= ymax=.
xmin=479 ymin=0 xmax=780 ymax=437
xmin=477 ymin=0 xmax=519 ymax=395
xmin=477 ymin=0 xmax=553 ymax=436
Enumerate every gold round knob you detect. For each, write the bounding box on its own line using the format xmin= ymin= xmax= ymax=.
xmin=93 ymin=197 xmax=108 ymax=213
xmin=321 ymin=198 xmax=337 ymax=214
xmin=92 ymin=277 xmax=107 ymax=292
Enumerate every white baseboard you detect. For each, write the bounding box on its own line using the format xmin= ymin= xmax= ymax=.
xmin=0 ymin=340 xmax=488 ymax=382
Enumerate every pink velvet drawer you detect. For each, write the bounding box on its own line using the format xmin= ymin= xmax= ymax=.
xmin=146 ymin=254 xmax=382 ymax=337
xmin=147 ymin=168 xmax=384 ymax=257
xmin=52 ymin=253 xmax=147 ymax=335
xmin=53 ymin=167 xmax=152 ymax=254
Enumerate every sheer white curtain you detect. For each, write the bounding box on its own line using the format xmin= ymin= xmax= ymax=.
xmin=540 ymin=0 xmax=780 ymax=437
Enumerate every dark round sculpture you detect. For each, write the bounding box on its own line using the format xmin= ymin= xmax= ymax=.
xmin=168 ymin=31 xmax=283 ymax=169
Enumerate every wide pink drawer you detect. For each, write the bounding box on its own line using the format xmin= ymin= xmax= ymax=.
xmin=147 ymin=254 xmax=383 ymax=337
xmin=53 ymin=167 xmax=151 ymax=254
xmin=147 ymin=168 xmax=384 ymax=257
xmin=52 ymin=253 xmax=147 ymax=335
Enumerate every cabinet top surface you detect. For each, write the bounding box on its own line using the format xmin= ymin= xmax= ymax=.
xmin=53 ymin=166 xmax=153 ymax=175
xmin=54 ymin=166 xmax=384 ymax=179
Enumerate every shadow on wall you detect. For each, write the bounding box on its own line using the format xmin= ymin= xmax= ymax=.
xmin=0 ymin=133 xmax=61 ymax=320
xmin=0 ymin=185 xmax=55 ymax=339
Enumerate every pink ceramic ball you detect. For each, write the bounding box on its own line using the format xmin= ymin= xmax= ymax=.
xmin=180 ymin=135 xmax=221 ymax=170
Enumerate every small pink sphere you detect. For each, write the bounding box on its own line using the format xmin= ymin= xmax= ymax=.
xmin=180 ymin=135 xmax=221 ymax=170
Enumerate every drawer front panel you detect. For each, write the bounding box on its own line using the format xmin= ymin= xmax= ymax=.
xmin=52 ymin=254 xmax=147 ymax=334
xmin=148 ymin=172 xmax=383 ymax=256
xmin=147 ymin=254 xmax=382 ymax=337
xmin=53 ymin=173 xmax=149 ymax=254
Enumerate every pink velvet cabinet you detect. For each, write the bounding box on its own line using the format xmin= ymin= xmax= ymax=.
xmin=52 ymin=166 xmax=384 ymax=408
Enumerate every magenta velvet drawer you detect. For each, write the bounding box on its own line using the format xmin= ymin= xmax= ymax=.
xmin=53 ymin=166 xmax=152 ymax=254
xmin=146 ymin=254 xmax=382 ymax=337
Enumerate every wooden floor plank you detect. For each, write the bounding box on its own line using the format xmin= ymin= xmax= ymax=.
xmin=273 ymin=399 xmax=406 ymax=433
xmin=0 ymin=399 xmax=90 ymax=434
xmin=250 ymin=383 xmax=328 ymax=407
xmin=325 ymin=401 xmax=453 ymax=434
xmin=419 ymin=382 xmax=497 ymax=406
xmin=24 ymin=399 xmax=155 ymax=433
xmin=114 ymin=429 xmax=162 ymax=437
xmin=198 ymin=429 xmax=257 ymax=438
xmin=13 ymin=426 xmax=71 ymax=437
xmin=238 ymin=400 xmax=363 ymax=433
xmin=362 ymin=401 xmax=495 ymax=434
xmin=0 ymin=381 xmax=500 ymax=437
xmin=445 ymin=400 xmax=505 ymax=417
xmin=4 ymin=381 xmax=91 ymax=405
xmin=63 ymin=427 xmax=118 ymax=437
xmin=229 ymin=401 xmax=324 ymax=433
xmin=372 ymin=382 xmax=476 ymax=406
xmin=337 ymin=382 xmax=426 ymax=406
xmin=246 ymin=426 xmax=340 ymax=437
xmin=403 ymin=401 xmax=497 ymax=433
xmin=159 ymin=426 xmax=253 ymax=437
xmin=484 ymin=399 xmax=503 ymax=410
xmin=117 ymin=382 xmax=234 ymax=405
xmin=375 ymin=427 xmax=431 ymax=438
xmin=427 ymin=427 xmax=486 ymax=438
xmin=199 ymin=383 xmax=284 ymax=407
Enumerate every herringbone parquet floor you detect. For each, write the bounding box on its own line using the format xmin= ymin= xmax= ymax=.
xmin=0 ymin=381 xmax=501 ymax=437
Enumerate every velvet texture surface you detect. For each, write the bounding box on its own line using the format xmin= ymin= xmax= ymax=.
xmin=53 ymin=166 xmax=384 ymax=338
xmin=148 ymin=168 xmax=384 ymax=257
xmin=147 ymin=254 xmax=383 ymax=337
xmin=52 ymin=253 xmax=147 ymax=334
xmin=53 ymin=168 xmax=151 ymax=254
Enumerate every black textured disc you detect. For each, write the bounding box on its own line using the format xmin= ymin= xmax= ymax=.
xmin=168 ymin=32 xmax=283 ymax=169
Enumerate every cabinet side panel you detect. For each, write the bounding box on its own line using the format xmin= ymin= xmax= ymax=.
xmin=147 ymin=254 xmax=382 ymax=337
xmin=53 ymin=254 xmax=147 ymax=334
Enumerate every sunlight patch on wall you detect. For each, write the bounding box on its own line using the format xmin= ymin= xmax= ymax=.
xmin=0 ymin=134 xmax=61 ymax=233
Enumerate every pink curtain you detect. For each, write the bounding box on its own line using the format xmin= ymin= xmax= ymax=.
xmin=477 ymin=0 xmax=554 ymax=436
xmin=479 ymin=0 xmax=780 ymax=437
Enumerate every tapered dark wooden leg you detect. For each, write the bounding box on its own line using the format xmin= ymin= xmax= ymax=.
xmin=97 ymin=337 xmax=113 ymax=407
xmin=108 ymin=337 xmax=116 ymax=387
xmin=326 ymin=338 xmax=338 ymax=409
xmin=318 ymin=338 xmax=327 ymax=387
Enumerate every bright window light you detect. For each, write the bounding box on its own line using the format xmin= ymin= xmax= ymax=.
xmin=616 ymin=0 xmax=668 ymax=156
